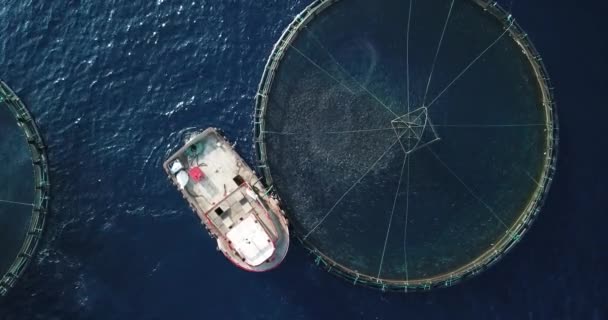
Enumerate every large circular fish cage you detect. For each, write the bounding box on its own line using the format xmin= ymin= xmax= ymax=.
xmin=253 ymin=0 xmax=557 ymax=291
xmin=0 ymin=81 xmax=50 ymax=297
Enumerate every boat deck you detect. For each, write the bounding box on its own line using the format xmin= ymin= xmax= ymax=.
xmin=164 ymin=128 xmax=289 ymax=271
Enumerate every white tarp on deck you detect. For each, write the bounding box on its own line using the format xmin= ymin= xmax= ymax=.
xmin=226 ymin=215 xmax=274 ymax=266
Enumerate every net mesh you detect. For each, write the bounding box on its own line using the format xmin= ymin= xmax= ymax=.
xmin=254 ymin=0 xmax=557 ymax=290
xmin=0 ymin=81 xmax=49 ymax=296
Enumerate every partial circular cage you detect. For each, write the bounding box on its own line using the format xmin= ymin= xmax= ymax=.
xmin=0 ymin=81 xmax=49 ymax=296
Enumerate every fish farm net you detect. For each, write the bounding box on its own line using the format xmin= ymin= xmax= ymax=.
xmin=0 ymin=81 xmax=49 ymax=296
xmin=254 ymin=0 xmax=557 ymax=291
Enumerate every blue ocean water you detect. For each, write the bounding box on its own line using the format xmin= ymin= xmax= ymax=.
xmin=0 ymin=0 xmax=606 ymax=319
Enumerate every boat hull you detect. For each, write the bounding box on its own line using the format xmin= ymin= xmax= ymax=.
xmin=164 ymin=128 xmax=289 ymax=271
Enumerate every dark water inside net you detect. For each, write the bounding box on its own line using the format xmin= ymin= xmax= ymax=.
xmin=264 ymin=0 xmax=547 ymax=280
xmin=0 ymin=104 xmax=35 ymax=276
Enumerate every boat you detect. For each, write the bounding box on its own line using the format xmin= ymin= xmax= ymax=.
xmin=163 ymin=128 xmax=289 ymax=271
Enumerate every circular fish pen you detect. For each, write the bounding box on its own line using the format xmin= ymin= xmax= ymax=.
xmin=0 ymin=81 xmax=50 ymax=296
xmin=254 ymin=0 xmax=557 ymax=291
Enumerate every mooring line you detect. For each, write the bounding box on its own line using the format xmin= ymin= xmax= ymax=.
xmin=405 ymin=0 xmax=413 ymax=113
xmin=289 ymin=42 xmax=400 ymax=119
xmin=427 ymin=147 xmax=508 ymax=229
xmin=403 ymin=154 xmax=411 ymax=282
xmin=0 ymin=199 xmax=34 ymax=207
xmin=377 ymin=152 xmax=408 ymax=279
xmin=422 ymin=0 xmax=455 ymax=107
xmin=426 ymin=21 xmax=515 ymax=109
xmin=288 ymin=43 xmax=355 ymax=95
xmin=304 ymin=135 xmax=402 ymax=240
xmin=262 ymin=127 xmax=396 ymax=136
xmin=434 ymin=123 xmax=545 ymax=128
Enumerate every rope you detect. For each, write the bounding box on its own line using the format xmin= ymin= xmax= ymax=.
xmin=403 ymin=123 xmax=413 ymax=282
xmin=289 ymin=37 xmax=399 ymax=117
xmin=422 ymin=0 xmax=455 ymax=107
xmin=261 ymin=127 xmax=396 ymax=136
xmin=428 ymin=147 xmax=508 ymax=229
xmin=0 ymin=199 xmax=34 ymax=207
xmin=260 ymin=121 xmax=543 ymax=138
xmin=352 ymin=81 xmax=400 ymax=119
xmin=377 ymin=152 xmax=408 ymax=279
xmin=288 ymin=44 xmax=355 ymax=95
xmin=303 ymin=135 xmax=402 ymax=240
xmin=260 ymin=131 xmax=297 ymax=135
xmin=324 ymin=127 xmax=395 ymax=134
xmin=524 ymin=170 xmax=542 ymax=188
xmin=426 ymin=21 xmax=515 ymax=109
xmin=403 ymin=154 xmax=411 ymax=282
xmin=306 ymin=29 xmax=361 ymax=94
xmin=405 ymin=0 xmax=413 ymax=113
xmin=434 ymin=123 xmax=545 ymax=127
